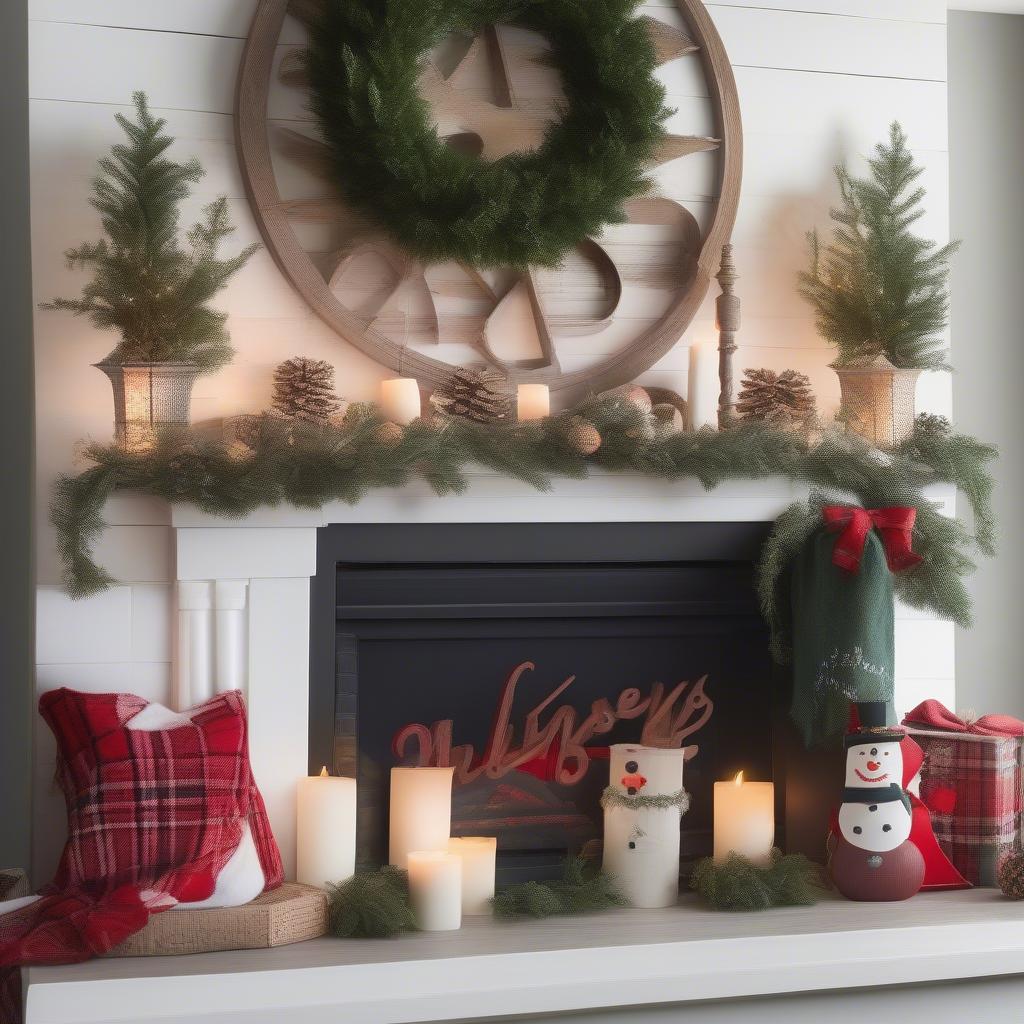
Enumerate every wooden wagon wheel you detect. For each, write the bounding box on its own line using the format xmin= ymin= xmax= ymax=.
xmin=235 ymin=0 xmax=742 ymax=397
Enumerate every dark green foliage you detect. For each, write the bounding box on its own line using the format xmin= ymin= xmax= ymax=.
xmin=758 ymin=416 xmax=997 ymax=662
xmin=41 ymin=92 xmax=257 ymax=369
xmin=327 ymin=866 xmax=417 ymax=938
xmin=799 ymin=123 xmax=959 ymax=370
xmin=301 ymin=0 xmax=668 ymax=268
xmin=52 ymin=396 xmax=996 ymax=645
xmin=690 ymin=851 xmax=826 ymax=911
xmin=492 ymin=856 xmax=627 ymax=919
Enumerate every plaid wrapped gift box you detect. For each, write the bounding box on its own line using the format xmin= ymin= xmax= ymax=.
xmin=904 ymin=702 xmax=1024 ymax=887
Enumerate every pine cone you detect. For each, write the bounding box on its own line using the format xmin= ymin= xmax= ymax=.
xmin=272 ymin=357 xmax=341 ymax=422
xmin=429 ymin=367 xmax=510 ymax=423
xmin=999 ymin=852 xmax=1024 ymax=899
xmin=736 ymin=368 xmax=815 ymax=427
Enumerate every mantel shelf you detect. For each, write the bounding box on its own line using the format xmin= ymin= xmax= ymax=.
xmin=24 ymin=889 xmax=1024 ymax=1024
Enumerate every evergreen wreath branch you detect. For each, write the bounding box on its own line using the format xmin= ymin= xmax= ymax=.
xmin=302 ymin=0 xmax=669 ymax=268
xmin=51 ymin=395 xmax=996 ymax=657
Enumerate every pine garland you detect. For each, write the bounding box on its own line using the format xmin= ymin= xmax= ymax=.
xmin=51 ymin=395 xmax=997 ymax=650
xmin=799 ymin=123 xmax=959 ymax=371
xmin=40 ymin=92 xmax=257 ymax=370
xmin=300 ymin=0 xmax=668 ymax=269
xmin=326 ymin=866 xmax=417 ymax=938
xmin=491 ymin=856 xmax=627 ymax=919
xmin=600 ymin=787 xmax=690 ymax=813
xmin=690 ymin=851 xmax=826 ymax=911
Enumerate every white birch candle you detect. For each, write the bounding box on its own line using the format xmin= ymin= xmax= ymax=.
xmin=388 ymin=766 xmax=454 ymax=868
xmin=516 ymin=383 xmax=550 ymax=421
xmin=296 ymin=767 xmax=357 ymax=888
xmin=602 ymin=744 xmax=687 ymax=909
xmin=687 ymin=342 xmax=719 ymax=430
xmin=380 ymin=378 xmax=421 ymax=424
xmin=448 ymin=836 xmax=497 ymax=914
xmin=407 ymin=851 xmax=462 ymax=931
xmin=713 ymin=771 xmax=775 ymax=865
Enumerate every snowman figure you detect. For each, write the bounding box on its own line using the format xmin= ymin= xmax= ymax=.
xmin=831 ymin=729 xmax=925 ymax=901
xmin=601 ymin=744 xmax=689 ymax=908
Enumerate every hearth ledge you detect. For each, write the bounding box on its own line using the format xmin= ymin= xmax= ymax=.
xmin=22 ymin=890 xmax=1024 ymax=1024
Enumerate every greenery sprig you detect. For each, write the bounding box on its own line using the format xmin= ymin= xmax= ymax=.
xmin=301 ymin=0 xmax=668 ymax=268
xmin=690 ymin=850 xmax=826 ymax=911
xmin=327 ymin=866 xmax=417 ymax=938
xmin=492 ymin=856 xmax=627 ymax=919
xmin=51 ymin=395 xmax=996 ymax=655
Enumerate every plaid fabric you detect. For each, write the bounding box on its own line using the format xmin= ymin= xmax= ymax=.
xmin=1 ymin=688 xmax=282 ymax=1023
xmin=909 ymin=728 xmax=1021 ymax=887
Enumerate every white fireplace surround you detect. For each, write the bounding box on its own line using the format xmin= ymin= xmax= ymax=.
xmin=33 ymin=473 xmax=957 ymax=882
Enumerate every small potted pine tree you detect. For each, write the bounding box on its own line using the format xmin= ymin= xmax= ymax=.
xmin=42 ymin=92 xmax=257 ymax=449
xmin=799 ymin=123 xmax=958 ymax=446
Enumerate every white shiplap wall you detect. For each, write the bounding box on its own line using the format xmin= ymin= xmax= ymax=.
xmin=28 ymin=1 xmax=954 ymax=880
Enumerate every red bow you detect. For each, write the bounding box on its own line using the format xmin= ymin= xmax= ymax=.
xmin=822 ymin=505 xmax=922 ymax=574
xmin=902 ymin=699 xmax=1024 ymax=738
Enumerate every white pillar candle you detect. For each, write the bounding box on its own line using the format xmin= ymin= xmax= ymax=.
xmin=296 ymin=767 xmax=357 ymax=889
xmin=516 ymin=383 xmax=550 ymax=421
xmin=448 ymin=836 xmax=497 ymax=915
xmin=713 ymin=771 xmax=775 ymax=865
xmin=407 ymin=851 xmax=462 ymax=931
xmin=603 ymin=744 xmax=686 ymax=909
xmin=380 ymin=378 xmax=421 ymax=425
xmin=687 ymin=342 xmax=719 ymax=430
xmin=389 ymin=766 xmax=454 ymax=868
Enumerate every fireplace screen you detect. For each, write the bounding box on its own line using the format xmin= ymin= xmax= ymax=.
xmin=309 ymin=524 xmax=778 ymax=882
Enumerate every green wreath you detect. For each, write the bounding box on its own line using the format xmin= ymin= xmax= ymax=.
xmin=304 ymin=0 xmax=669 ymax=268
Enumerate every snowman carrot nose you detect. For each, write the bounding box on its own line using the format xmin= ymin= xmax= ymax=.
xmin=867 ymin=760 xmax=881 ymax=771
xmin=622 ymin=773 xmax=647 ymax=793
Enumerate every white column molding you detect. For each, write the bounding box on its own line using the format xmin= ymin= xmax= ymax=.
xmin=175 ymin=580 xmax=214 ymax=711
xmin=214 ymin=580 xmax=248 ymax=696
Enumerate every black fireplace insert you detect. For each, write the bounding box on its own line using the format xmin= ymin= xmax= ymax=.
xmin=309 ymin=522 xmax=790 ymax=882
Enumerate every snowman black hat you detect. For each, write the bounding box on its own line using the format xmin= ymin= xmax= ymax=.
xmin=844 ymin=700 xmax=904 ymax=748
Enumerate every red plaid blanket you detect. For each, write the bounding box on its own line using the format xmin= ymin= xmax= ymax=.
xmin=1 ymin=688 xmax=282 ymax=1023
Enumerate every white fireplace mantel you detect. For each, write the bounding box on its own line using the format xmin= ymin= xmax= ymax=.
xmin=24 ymin=890 xmax=1024 ymax=1024
xmin=149 ymin=472 xmax=960 ymax=877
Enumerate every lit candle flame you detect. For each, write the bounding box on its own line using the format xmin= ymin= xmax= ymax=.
xmin=734 ymin=770 xmax=744 ymax=786
xmin=319 ymin=766 xmax=329 ymax=778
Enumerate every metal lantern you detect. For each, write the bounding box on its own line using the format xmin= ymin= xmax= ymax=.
xmin=833 ymin=355 xmax=920 ymax=448
xmin=95 ymin=361 xmax=201 ymax=450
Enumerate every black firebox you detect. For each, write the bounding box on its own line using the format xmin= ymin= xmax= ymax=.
xmin=309 ymin=522 xmax=795 ymax=883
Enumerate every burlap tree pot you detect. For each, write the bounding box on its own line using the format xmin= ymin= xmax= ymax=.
xmin=833 ymin=355 xmax=920 ymax=447
xmin=96 ymin=361 xmax=202 ymax=450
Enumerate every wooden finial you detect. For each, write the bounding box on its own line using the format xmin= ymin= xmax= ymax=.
xmin=716 ymin=243 xmax=740 ymax=428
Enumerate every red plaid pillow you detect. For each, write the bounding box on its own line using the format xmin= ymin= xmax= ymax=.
xmin=1 ymin=688 xmax=282 ymax=1020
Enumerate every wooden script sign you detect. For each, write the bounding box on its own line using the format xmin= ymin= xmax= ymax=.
xmin=391 ymin=661 xmax=714 ymax=852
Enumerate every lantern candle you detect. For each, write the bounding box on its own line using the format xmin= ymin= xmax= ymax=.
xmin=380 ymin=378 xmax=421 ymax=425
xmin=407 ymin=851 xmax=463 ymax=931
xmin=687 ymin=342 xmax=718 ymax=430
xmin=296 ymin=767 xmax=357 ymax=889
xmin=388 ymin=766 xmax=454 ymax=868
xmin=516 ymin=383 xmax=550 ymax=421
xmin=713 ymin=771 xmax=774 ymax=865
xmin=448 ymin=836 xmax=497 ymax=915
